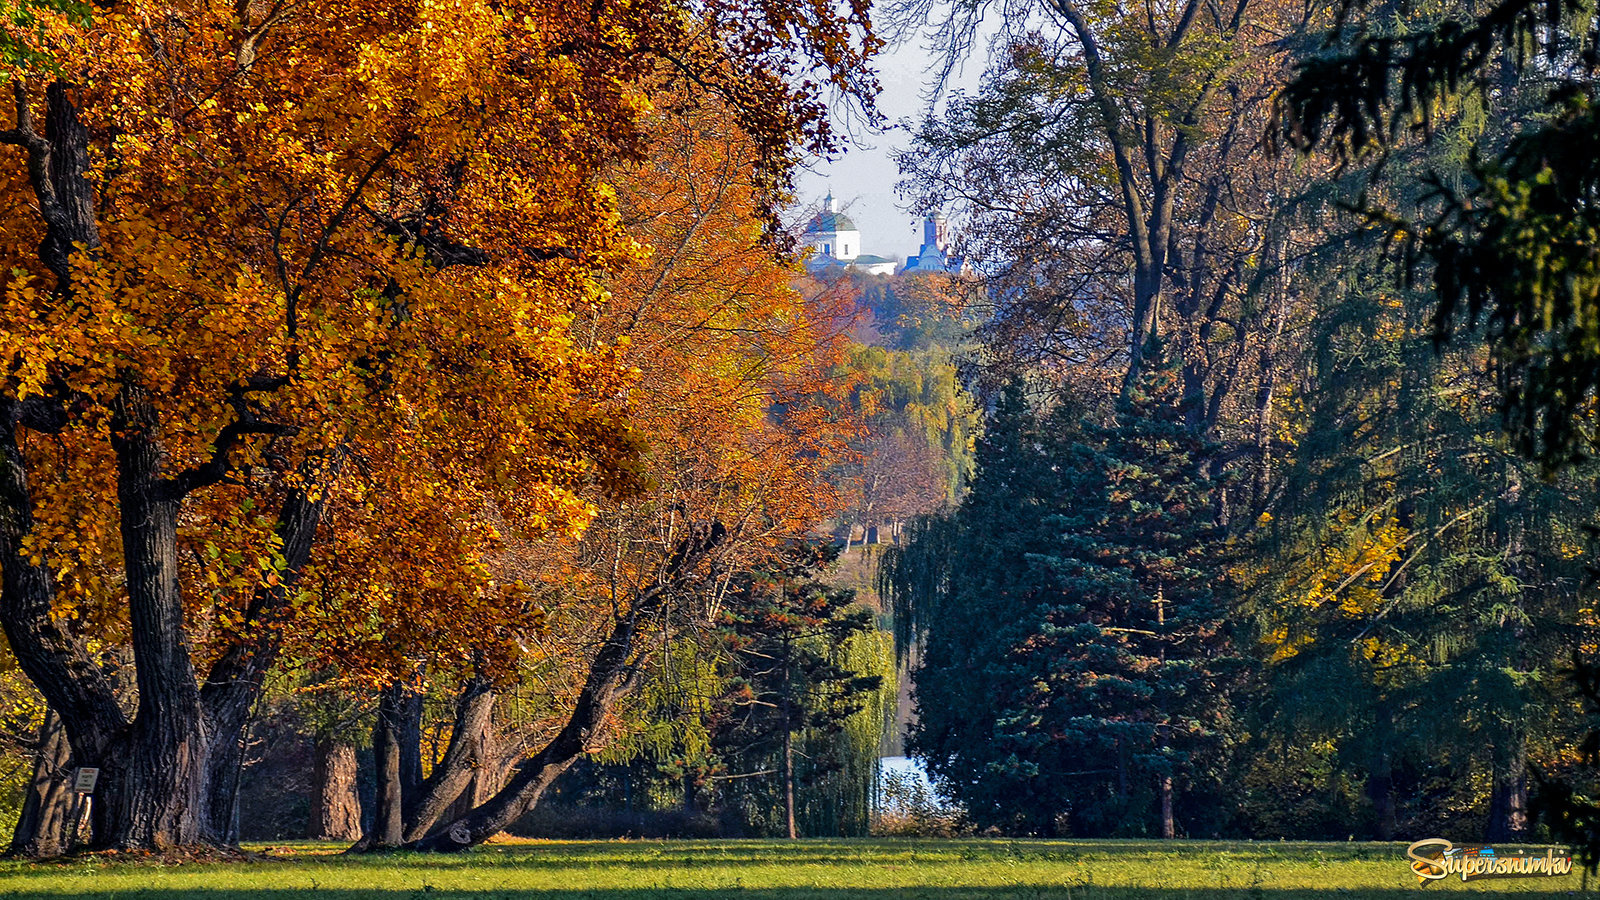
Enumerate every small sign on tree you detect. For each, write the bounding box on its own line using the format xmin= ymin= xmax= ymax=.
xmin=72 ymin=767 xmax=100 ymax=794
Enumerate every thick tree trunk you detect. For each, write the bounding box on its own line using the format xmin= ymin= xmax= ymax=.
xmin=1485 ymin=740 xmax=1529 ymax=843
xmin=405 ymin=522 xmax=726 ymax=852
xmin=467 ymin=733 xmax=505 ymax=805
xmin=98 ymin=386 xmax=211 ymax=851
xmin=9 ymin=711 xmax=74 ymax=857
xmin=406 ymin=708 xmax=581 ymax=851
xmin=38 ymin=82 xmax=102 ymax=283
xmin=309 ymin=738 xmax=363 ymax=841
xmin=441 ymin=721 xmax=504 ymax=825
xmin=367 ymin=684 xmax=409 ymax=849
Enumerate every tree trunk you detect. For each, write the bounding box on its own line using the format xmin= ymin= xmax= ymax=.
xmin=784 ymin=727 xmax=797 ymax=840
xmin=367 ymin=684 xmax=409 ymax=849
xmin=93 ymin=386 xmax=212 ymax=852
xmin=441 ymin=717 xmax=503 ymax=825
xmin=1158 ymin=774 xmax=1174 ymax=839
xmin=399 ymin=686 xmax=425 ymax=806
xmin=10 ymin=711 xmax=74 ymax=857
xmin=402 ymin=679 xmax=494 ymax=842
xmin=1486 ymin=739 xmax=1529 ymax=843
xmin=309 ymin=738 xmax=362 ymax=842
xmin=405 ymin=521 xmax=726 ymax=852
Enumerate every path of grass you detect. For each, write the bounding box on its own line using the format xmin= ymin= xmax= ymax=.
xmin=0 ymin=838 xmax=1588 ymax=899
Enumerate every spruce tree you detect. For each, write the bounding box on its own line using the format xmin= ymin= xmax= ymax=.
xmin=887 ymin=357 xmax=1240 ymax=836
xmin=1025 ymin=338 xmax=1238 ymax=837
xmin=888 ymin=383 xmax=1074 ymax=833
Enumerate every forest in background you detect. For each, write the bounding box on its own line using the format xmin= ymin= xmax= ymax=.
xmin=881 ymin=0 xmax=1600 ymax=845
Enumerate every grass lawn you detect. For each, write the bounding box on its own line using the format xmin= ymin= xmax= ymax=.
xmin=0 ymin=838 xmax=1588 ymax=898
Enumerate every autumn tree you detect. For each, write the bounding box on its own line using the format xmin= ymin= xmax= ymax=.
xmin=0 ymin=0 xmax=875 ymax=856
xmin=298 ymin=89 xmax=871 ymax=852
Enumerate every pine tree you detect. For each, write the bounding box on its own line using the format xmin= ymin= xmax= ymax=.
xmin=715 ymin=546 xmax=887 ymax=838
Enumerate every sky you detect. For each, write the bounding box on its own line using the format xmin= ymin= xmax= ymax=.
xmin=791 ymin=35 xmax=993 ymax=261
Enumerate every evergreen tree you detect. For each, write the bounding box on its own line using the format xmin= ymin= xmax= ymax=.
xmin=1025 ymin=340 xmax=1240 ymax=837
xmin=884 ymin=383 xmax=1071 ymax=833
xmin=1243 ymin=264 xmax=1596 ymax=840
xmin=714 ymin=546 xmax=888 ymax=838
xmin=885 ymin=353 xmax=1240 ymax=836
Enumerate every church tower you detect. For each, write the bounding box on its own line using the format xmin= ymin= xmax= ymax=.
xmin=904 ymin=212 xmax=957 ymax=274
xmin=923 ymin=213 xmax=949 ymax=253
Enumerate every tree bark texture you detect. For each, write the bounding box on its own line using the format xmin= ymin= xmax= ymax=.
xmin=309 ymin=738 xmax=363 ymax=842
xmin=9 ymin=710 xmax=73 ymax=857
xmin=101 ymin=385 xmax=211 ymax=851
xmin=1485 ymin=739 xmax=1529 ymax=843
xmin=398 ymin=687 xmax=425 ymax=806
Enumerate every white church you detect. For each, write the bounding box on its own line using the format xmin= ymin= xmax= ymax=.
xmin=802 ymin=193 xmax=962 ymax=277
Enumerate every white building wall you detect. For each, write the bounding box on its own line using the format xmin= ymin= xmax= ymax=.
xmin=809 ymin=229 xmax=861 ymax=261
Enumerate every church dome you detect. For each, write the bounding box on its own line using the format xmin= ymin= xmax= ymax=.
xmin=804 ymin=209 xmax=857 ymax=234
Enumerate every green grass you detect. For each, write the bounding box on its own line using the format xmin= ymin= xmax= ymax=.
xmin=0 ymin=838 xmax=1589 ymax=898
